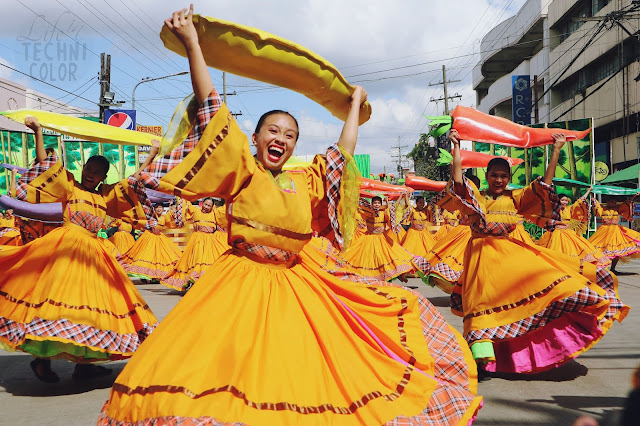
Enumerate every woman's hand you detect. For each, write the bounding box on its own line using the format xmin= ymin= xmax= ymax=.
xmin=149 ymin=139 xmax=161 ymax=160
xmin=24 ymin=116 xmax=41 ymax=132
xmin=551 ymin=133 xmax=566 ymax=151
xmin=449 ymin=129 xmax=461 ymax=147
xmin=351 ymin=86 xmax=368 ymax=109
xmin=165 ymin=4 xmax=198 ymax=49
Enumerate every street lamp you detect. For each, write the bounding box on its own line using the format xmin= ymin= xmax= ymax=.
xmin=131 ymin=71 xmax=189 ymax=110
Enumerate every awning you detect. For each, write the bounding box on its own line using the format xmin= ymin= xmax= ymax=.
xmin=601 ymin=163 xmax=640 ymax=184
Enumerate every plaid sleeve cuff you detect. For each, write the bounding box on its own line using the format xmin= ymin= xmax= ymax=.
xmin=127 ymin=176 xmax=158 ymax=230
xmin=534 ymin=176 xmax=561 ymax=221
xmin=185 ymin=89 xmax=223 ymax=147
xmin=137 ymin=172 xmax=160 ymax=191
xmin=16 ymin=153 xmax=59 ymax=201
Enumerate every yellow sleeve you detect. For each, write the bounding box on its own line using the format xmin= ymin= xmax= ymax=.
xmin=511 ymin=177 xmax=561 ymax=228
xmin=158 ymin=105 xmax=257 ymax=201
xmin=24 ymin=160 xmax=75 ymax=204
xmin=443 ymin=178 xmax=486 ymax=218
xmin=618 ymin=201 xmax=632 ymax=221
xmin=305 ymin=154 xmax=327 ymax=212
xmin=570 ymin=198 xmax=589 ymax=222
xmin=593 ymin=200 xmax=603 ymax=217
xmin=102 ymin=178 xmax=154 ymax=229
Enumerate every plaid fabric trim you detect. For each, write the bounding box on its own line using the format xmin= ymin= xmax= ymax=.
xmin=233 ymin=241 xmax=297 ymax=263
xmin=69 ymin=211 xmax=105 ymax=234
xmin=389 ymin=198 xmax=411 ymax=234
xmin=411 ymin=255 xmax=432 ymax=275
xmin=0 ymin=227 xmax=19 ymax=237
xmin=535 ymin=177 xmax=561 ymax=221
xmin=359 ymin=198 xmax=372 ymax=209
xmin=596 ymin=268 xmax=626 ymax=322
xmin=470 ymin=220 xmax=517 ymax=236
xmin=431 ymin=262 xmax=462 ymax=282
xmin=465 ymin=286 xmax=604 ymax=343
xmin=0 ymin=316 xmax=156 ymax=356
xmin=193 ymin=224 xmax=215 ymax=233
xmin=450 ymin=290 xmax=463 ymax=314
xmin=145 ymin=90 xmax=222 ymax=180
xmin=125 ymin=176 xmax=157 ymax=230
xmin=16 ymin=153 xmax=61 ymax=201
xmin=325 ymin=144 xmax=346 ymax=248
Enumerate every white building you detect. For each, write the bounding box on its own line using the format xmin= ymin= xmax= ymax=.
xmin=474 ymin=0 xmax=637 ymax=172
xmin=0 ymin=77 xmax=96 ymax=132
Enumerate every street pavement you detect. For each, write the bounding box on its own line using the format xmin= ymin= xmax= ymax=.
xmin=1 ymin=260 xmax=639 ymax=425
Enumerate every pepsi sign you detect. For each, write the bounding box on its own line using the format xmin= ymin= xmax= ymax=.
xmin=105 ymin=109 xmax=136 ymax=130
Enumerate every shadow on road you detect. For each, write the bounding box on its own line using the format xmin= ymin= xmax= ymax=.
xmin=0 ymin=354 xmax=125 ymax=397
xmin=426 ymin=296 xmax=450 ymax=307
xmin=483 ymin=360 xmax=589 ymax=382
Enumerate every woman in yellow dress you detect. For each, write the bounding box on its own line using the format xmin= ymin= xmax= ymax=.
xmin=401 ymin=196 xmax=436 ymax=256
xmin=589 ymin=195 xmax=640 ymax=272
xmin=99 ymin=8 xmax=481 ymax=424
xmin=0 ymin=209 xmax=22 ymax=246
xmin=161 ymin=197 xmax=229 ymax=291
xmin=432 ymin=208 xmax=460 ymax=241
xmin=443 ymin=129 xmax=627 ymax=374
xmin=118 ymin=204 xmax=182 ymax=281
xmin=0 ymin=117 xmax=158 ymax=383
xmin=341 ymin=196 xmax=417 ymax=281
xmin=538 ymin=189 xmax=610 ymax=267
xmin=108 ymin=218 xmax=136 ymax=255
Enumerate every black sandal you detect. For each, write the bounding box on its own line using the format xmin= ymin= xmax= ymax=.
xmin=30 ymin=359 xmax=60 ymax=383
xmin=72 ymin=363 xmax=112 ymax=380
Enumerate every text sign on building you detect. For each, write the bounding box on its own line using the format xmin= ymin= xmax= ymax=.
xmin=512 ymin=75 xmax=531 ymax=125
xmin=135 ymin=124 xmax=163 ymax=164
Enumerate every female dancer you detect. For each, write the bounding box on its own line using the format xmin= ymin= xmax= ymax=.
xmin=0 ymin=209 xmax=22 ymax=246
xmin=589 ymin=194 xmax=640 ymax=272
xmin=538 ymin=188 xmax=610 ymax=267
xmin=443 ymin=128 xmax=626 ymax=374
xmin=0 ymin=117 xmax=158 ymax=383
xmin=432 ymin=207 xmax=460 ymax=241
xmin=118 ymin=203 xmax=182 ymax=281
xmin=99 ymin=6 xmax=481 ymax=425
xmin=341 ymin=195 xmax=417 ymax=281
xmin=161 ymin=197 xmax=229 ymax=291
xmin=401 ymin=196 xmax=436 ymax=256
xmin=108 ymin=218 xmax=136 ymax=255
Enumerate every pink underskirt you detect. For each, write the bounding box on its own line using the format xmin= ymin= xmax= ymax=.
xmin=484 ymin=312 xmax=602 ymax=374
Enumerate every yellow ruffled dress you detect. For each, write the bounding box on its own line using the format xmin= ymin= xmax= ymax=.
xmin=109 ymin=219 xmax=135 ymax=255
xmin=340 ymin=204 xmax=416 ymax=281
xmin=0 ymin=154 xmax=158 ymax=362
xmin=118 ymin=213 xmax=182 ymax=280
xmin=432 ymin=209 xmax=460 ymax=242
xmin=401 ymin=209 xmax=436 ymax=257
xmin=538 ymin=197 xmax=610 ymax=267
xmin=508 ymin=217 xmax=535 ymax=245
xmin=161 ymin=200 xmax=230 ymax=290
xmin=589 ymin=200 xmax=640 ymax=260
xmin=99 ymin=96 xmax=482 ymax=426
xmin=438 ymin=177 xmax=628 ymax=374
xmin=0 ymin=216 xmax=22 ymax=246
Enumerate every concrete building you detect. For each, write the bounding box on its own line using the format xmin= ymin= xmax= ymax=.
xmin=0 ymin=77 xmax=96 ymax=132
xmin=473 ymin=0 xmax=638 ymax=173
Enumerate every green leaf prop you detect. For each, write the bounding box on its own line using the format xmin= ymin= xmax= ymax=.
xmin=425 ymin=115 xmax=452 ymax=138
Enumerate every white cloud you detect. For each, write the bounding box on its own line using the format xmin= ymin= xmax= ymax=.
xmin=0 ymin=0 xmax=528 ymax=173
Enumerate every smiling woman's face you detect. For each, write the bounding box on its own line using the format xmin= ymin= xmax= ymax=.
xmin=252 ymin=113 xmax=298 ymax=172
xmin=486 ymin=164 xmax=510 ymax=196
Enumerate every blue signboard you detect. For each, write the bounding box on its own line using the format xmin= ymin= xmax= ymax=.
xmin=104 ymin=109 xmax=136 ymax=130
xmin=512 ymin=75 xmax=531 ymax=125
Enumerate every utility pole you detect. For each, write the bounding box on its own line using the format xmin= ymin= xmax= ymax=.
xmin=429 ymin=64 xmax=461 ymax=179
xmin=391 ymin=137 xmax=410 ymax=179
xmin=98 ymin=53 xmax=111 ymax=156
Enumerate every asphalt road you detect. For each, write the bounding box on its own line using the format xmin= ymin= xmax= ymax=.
xmin=1 ymin=260 xmax=638 ymax=426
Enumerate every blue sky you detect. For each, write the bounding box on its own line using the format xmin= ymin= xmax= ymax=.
xmin=0 ymin=0 xmax=526 ymax=173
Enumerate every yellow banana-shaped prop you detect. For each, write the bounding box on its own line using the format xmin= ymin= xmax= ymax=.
xmin=0 ymin=109 xmax=157 ymax=146
xmin=160 ymin=15 xmax=371 ymax=125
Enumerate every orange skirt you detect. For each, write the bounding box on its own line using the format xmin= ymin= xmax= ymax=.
xmin=433 ymin=224 xmax=452 ymax=242
xmin=161 ymin=231 xmax=230 ymax=290
xmin=0 ymin=224 xmax=157 ymax=362
xmin=99 ymin=247 xmax=482 ymax=426
xmin=423 ymin=225 xmax=471 ymax=294
xmin=588 ymin=224 xmax=640 ymax=260
xmin=508 ymin=223 xmax=535 ymax=245
xmin=109 ymin=231 xmax=135 ymax=255
xmin=340 ymin=232 xmax=415 ymax=280
xmin=118 ymin=231 xmax=182 ymax=279
xmin=401 ymin=227 xmax=436 ymax=257
xmin=538 ymin=228 xmax=610 ymax=267
xmin=0 ymin=228 xmax=22 ymax=246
